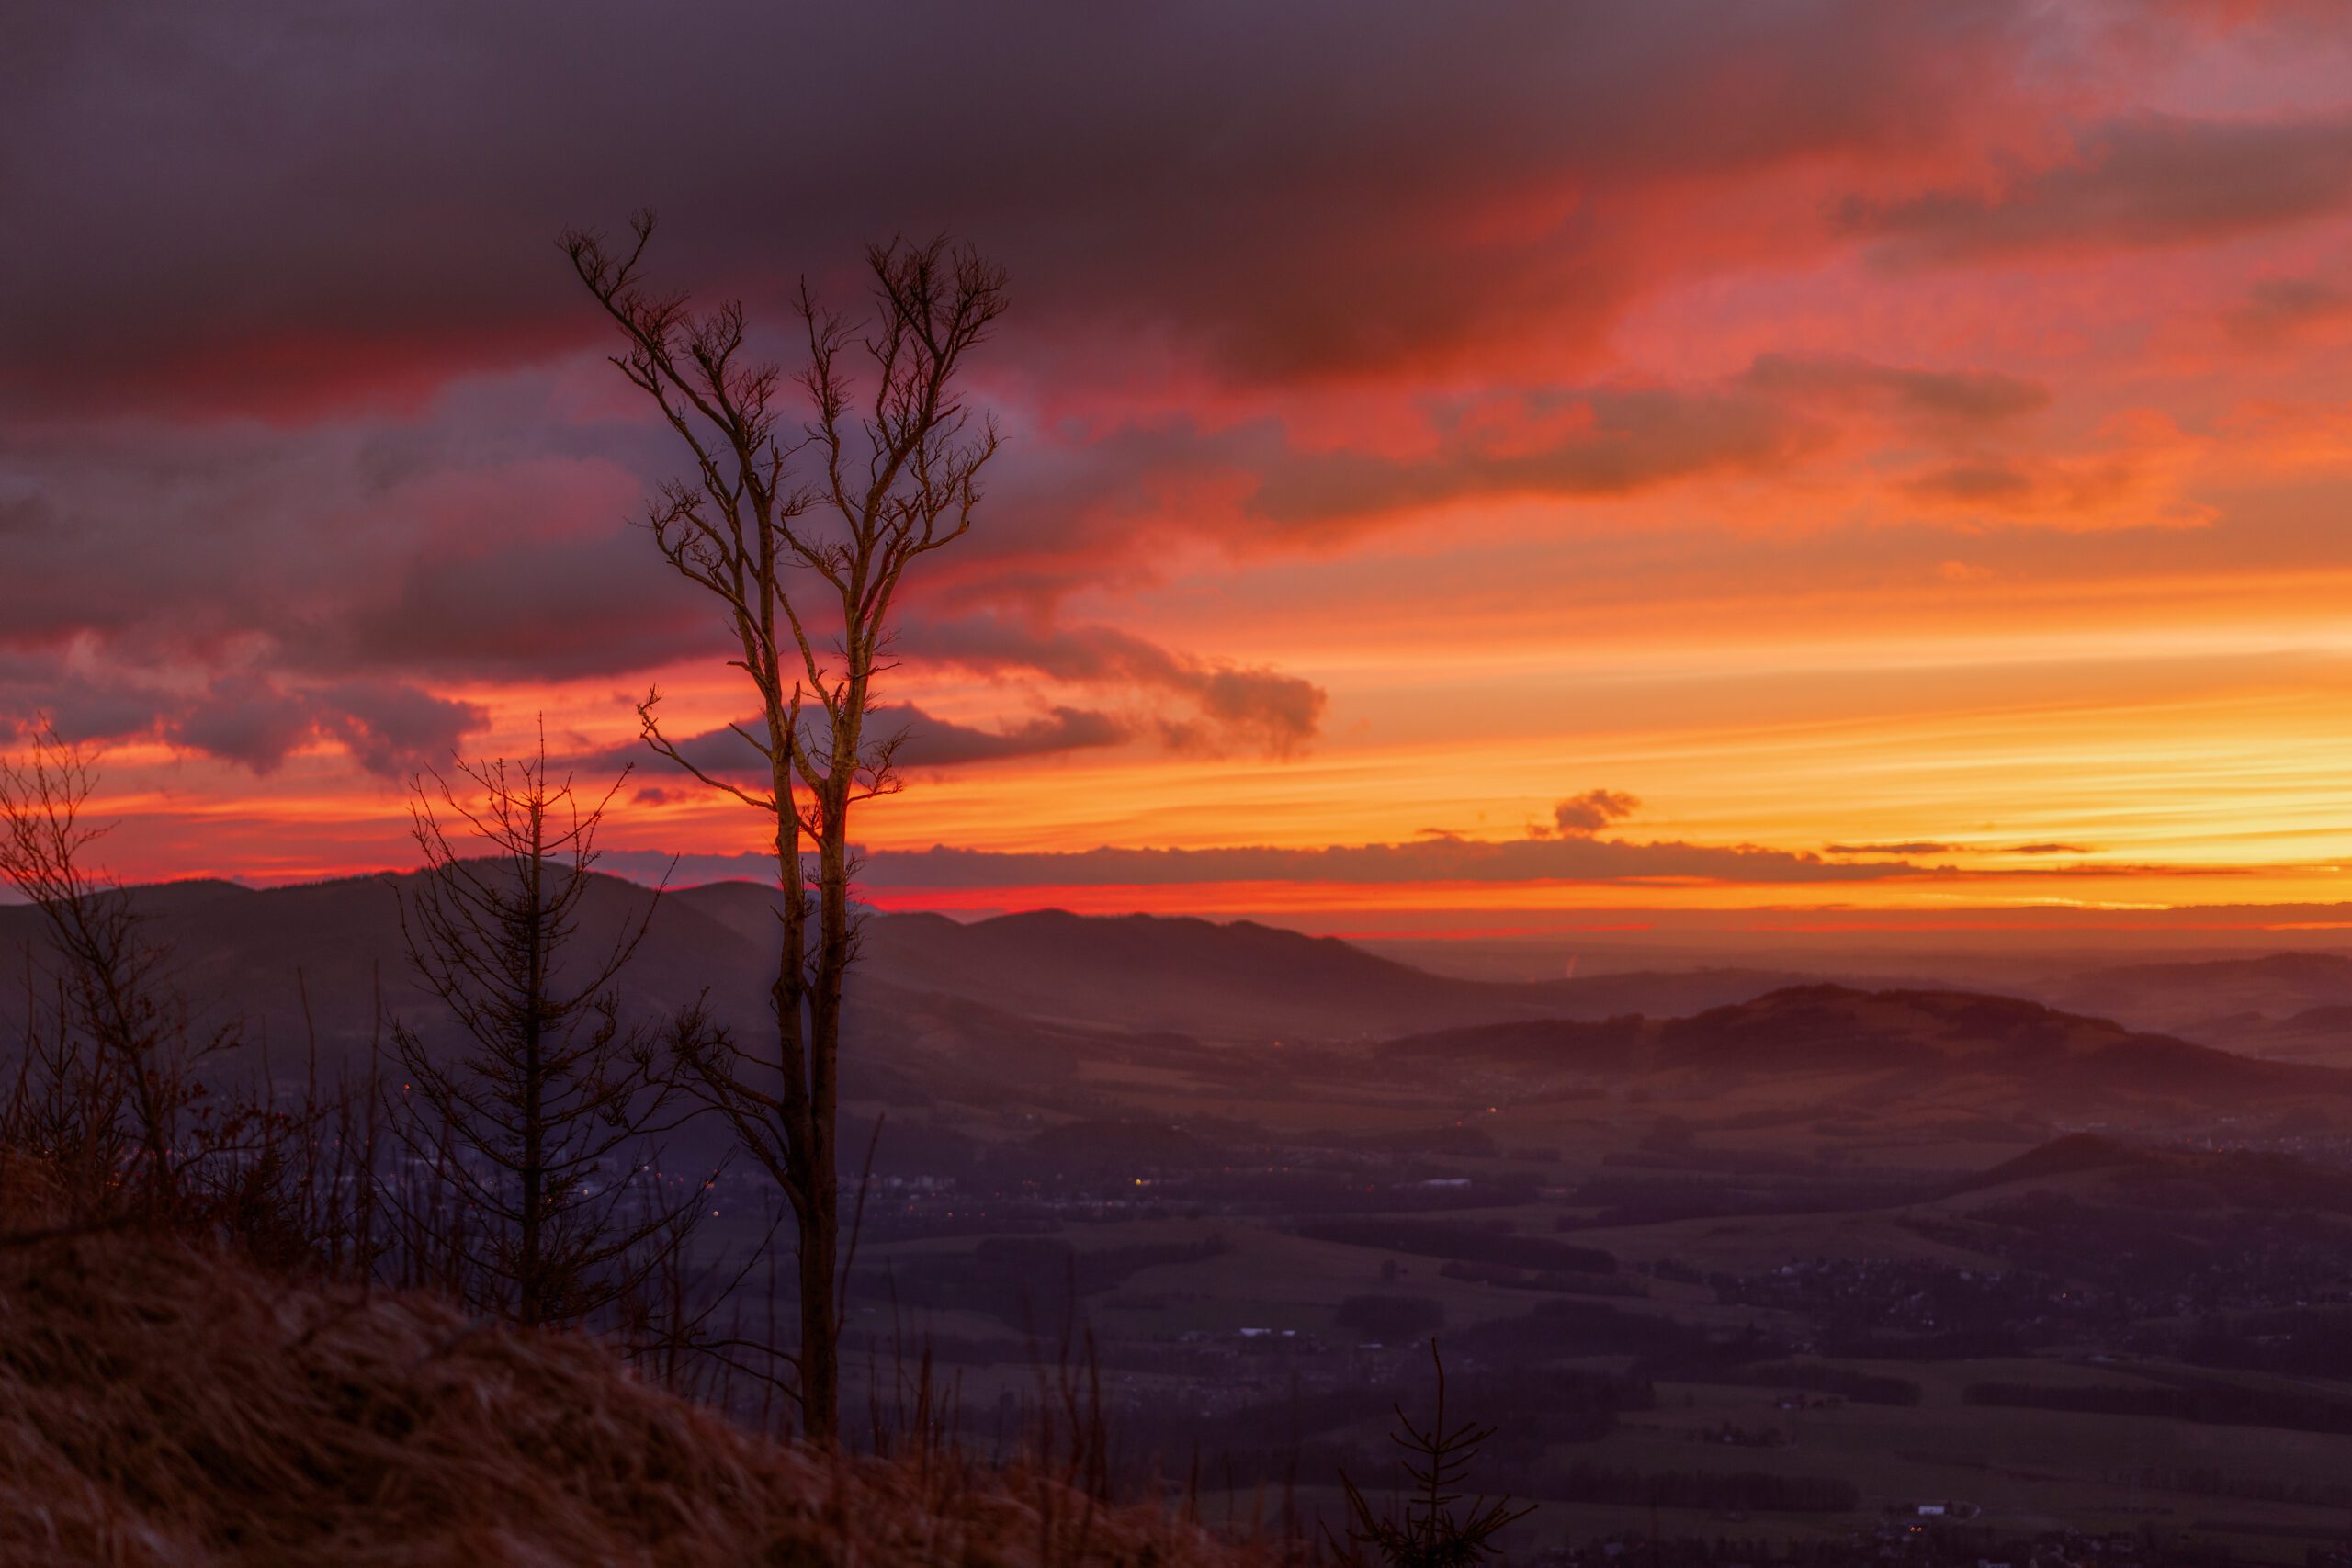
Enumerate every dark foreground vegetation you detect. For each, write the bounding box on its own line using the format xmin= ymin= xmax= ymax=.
xmin=0 ymin=1158 xmax=1261 ymax=1567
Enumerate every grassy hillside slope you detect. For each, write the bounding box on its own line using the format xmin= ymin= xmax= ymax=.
xmin=0 ymin=1213 xmax=1262 ymax=1567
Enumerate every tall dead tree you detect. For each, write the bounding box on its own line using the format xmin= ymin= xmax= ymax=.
xmin=389 ymin=737 xmax=696 ymax=1329
xmin=564 ymin=213 xmax=1005 ymax=1442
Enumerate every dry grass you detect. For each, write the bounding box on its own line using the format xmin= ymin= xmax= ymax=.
xmin=0 ymin=1169 xmax=1268 ymax=1568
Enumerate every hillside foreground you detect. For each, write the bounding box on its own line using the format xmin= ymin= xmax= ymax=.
xmin=0 ymin=1187 xmax=1263 ymax=1567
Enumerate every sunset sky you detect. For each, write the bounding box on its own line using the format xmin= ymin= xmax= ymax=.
xmin=9 ymin=3 xmax=2352 ymax=938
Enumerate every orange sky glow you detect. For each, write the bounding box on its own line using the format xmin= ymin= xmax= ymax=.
xmin=10 ymin=6 xmax=2352 ymax=942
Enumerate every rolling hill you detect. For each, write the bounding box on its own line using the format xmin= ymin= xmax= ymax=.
xmin=2032 ymin=951 xmax=2352 ymax=1036
xmin=678 ymin=881 xmax=1824 ymax=1041
xmin=1382 ymin=985 xmax=2352 ymax=1127
xmin=14 ymin=876 xmax=2345 ymax=1137
xmin=0 ymin=874 xmax=1826 ymax=1067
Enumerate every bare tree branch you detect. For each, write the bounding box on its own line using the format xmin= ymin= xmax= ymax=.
xmin=562 ymin=219 xmax=1004 ymax=1444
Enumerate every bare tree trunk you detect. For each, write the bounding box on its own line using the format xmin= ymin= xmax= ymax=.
xmin=801 ymin=754 xmax=852 ymax=1436
xmin=565 ymin=216 xmax=1004 ymax=1445
xmin=797 ymin=1142 xmax=840 ymax=1439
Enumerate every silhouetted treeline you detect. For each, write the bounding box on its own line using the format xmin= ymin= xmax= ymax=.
xmin=2116 ymin=1463 xmax=2352 ymax=1510
xmin=1967 ymin=1377 xmax=2352 ymax=1435
xmin=2179 ymin=1307 xmax=2352 ymax=1378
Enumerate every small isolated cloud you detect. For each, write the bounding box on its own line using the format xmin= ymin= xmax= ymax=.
xmin=1550 ymin=789 xmax=1641 ymax=836
xmin=2006 ymin=841 xmax=2091 ymax=855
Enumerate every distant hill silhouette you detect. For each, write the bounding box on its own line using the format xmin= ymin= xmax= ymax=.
xmin=676 ymin=882 xmax=1819 ymax=1041
xmin=0 ymin=872 xmax=773 ymax=1077
xmin=1940 ymin=1130 xmax=2352 ymax=1214
xmin=0 ymin=874 xmax=1818 ymax=1090
xmin=1383 ymin=984 xmax=2352 ymax=1126
xmin=2036 ymin=951 xmax=2352 ymax=1034
xmin=1942 ymin=1132 xmax=2159 ymax=1193
xmin=17 ymin=876 xmax=2331 ymax=1132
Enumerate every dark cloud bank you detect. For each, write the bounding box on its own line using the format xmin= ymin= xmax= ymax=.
xmin=6 ymin=2 xmax=2347 ymax=779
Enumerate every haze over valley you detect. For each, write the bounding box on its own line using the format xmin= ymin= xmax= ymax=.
xmin=17 ymin=876 xmax=2352 ymax=1556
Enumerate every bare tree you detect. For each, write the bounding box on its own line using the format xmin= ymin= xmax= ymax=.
xmin=563 ymin=213 xmax=1006 ymax=1442
xmin=0 ymin=724 xmax=207 ymax=1213
xmin=388 ymin=735 xmax=700 ymax=1330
